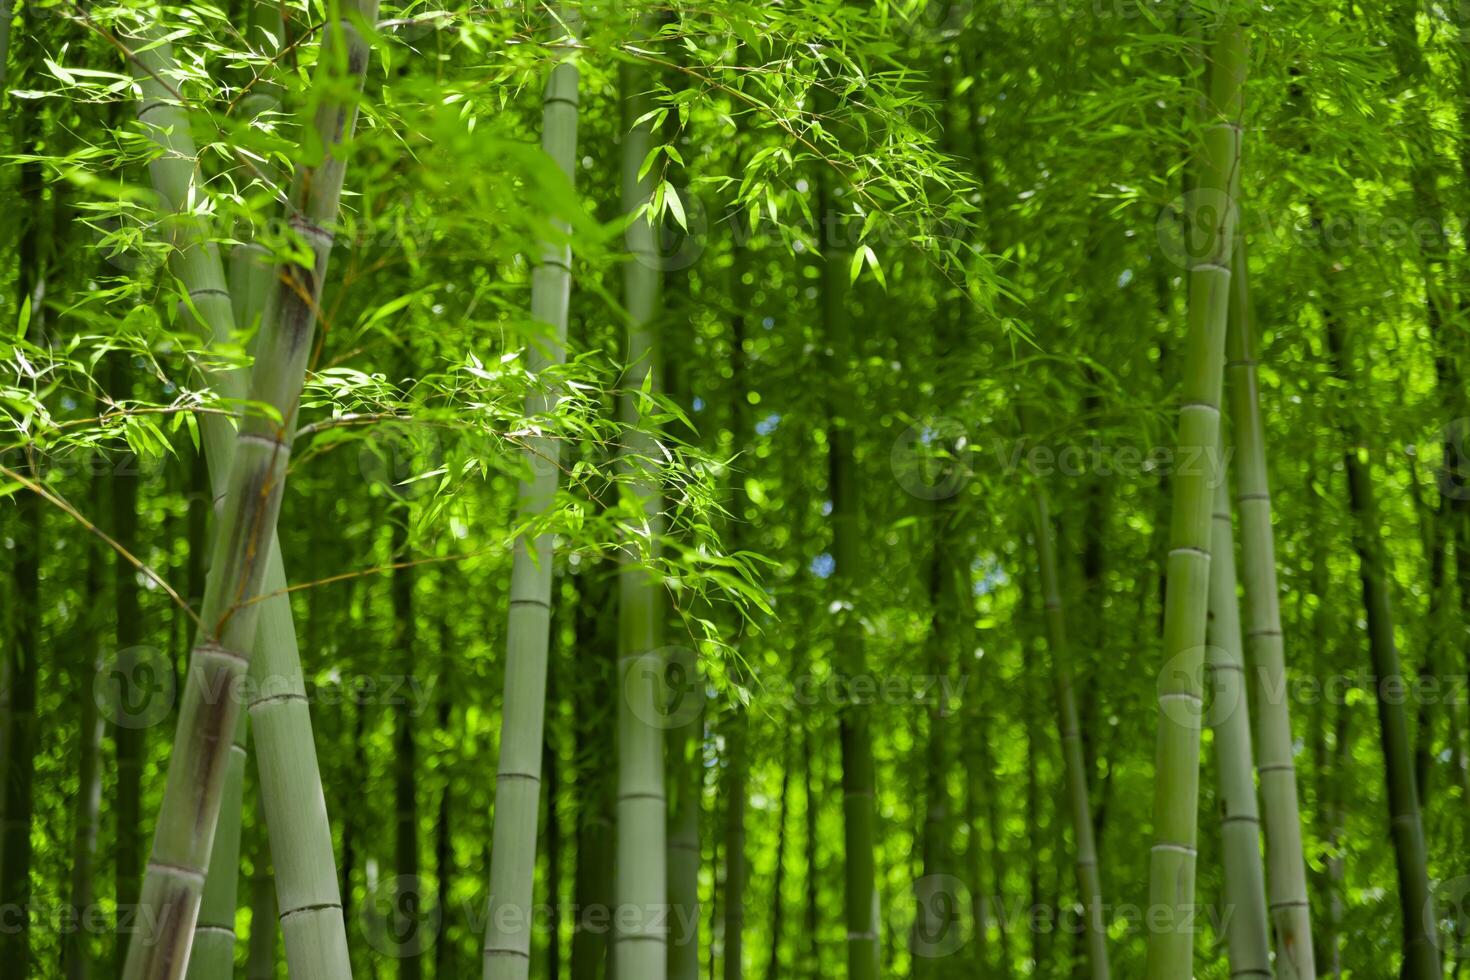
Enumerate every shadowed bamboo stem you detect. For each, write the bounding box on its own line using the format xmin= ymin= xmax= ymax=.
xmin=1031 ymin=485 xmax=1110 ymax=980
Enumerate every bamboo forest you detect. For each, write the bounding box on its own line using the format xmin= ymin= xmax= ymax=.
xmin=11 ymin=0 xmax=1470 ymax=977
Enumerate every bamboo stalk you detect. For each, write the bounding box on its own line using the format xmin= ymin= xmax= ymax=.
xmin=812 ymin=85 xmax=881 ymax=980
xmin=1144 ymin=11 xmax=1245 ymax=977
xmin=570 ymin=562 xmax=617 ymax=980
xmin=722 ymin=711 xmax=748 ymax=980
xmin=1205 ymin=469 xmax=1273 ymax=979
xmin=1030 ymin=486 xmax=1110 ymax=980
xmin=481 ymin=4 xmax=582 ymax=977
xmin=668 ymin=642 xmax=704 ymax=980
xmin=63 ymin=472 xmax=108 ymax=980
xmin=1322 ymin=295 xmax=1441 ymax=980
xmin=1225 ymin=237 xmax=1316 ymax=979
xmin=121 ymin=7 xmax=376 ymax=976
xmin=128 ymin=28 xmax=355 ymax=980
xmin=613 ymin=41 xmax=669 ymax=980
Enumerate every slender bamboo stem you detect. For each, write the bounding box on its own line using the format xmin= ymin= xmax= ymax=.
xmin=813 ymin=88 xmax=881 ymax=980
xmin=63 ymin=473 xmax=108 ymax=980
xmin=1225 ymin=237 xmax=1317 ymax=979
xmin=668 ymin=642 xmax=704 ymax=980
xmin=614 ymin=37 xmax=669 ymax=980
xmin=1031 ymin=486 xmax=1110 ymax=980
xmin=121 ymin=7 xmax=376 ymax=975
xmin=481 ymin=4 xmax=582 ymax=977
xmin=721 ymin=711 xmax=748 ymax=980
xmin=1144 ymin=11 xmax=1245 ymax=977
xmin=570 ymin=563 xmax=616 ymax=980
xmin=1322 ymin=297 xmax=1441 ymax=980
xmin=1205 ymin=468 xmax=1273 ymax=979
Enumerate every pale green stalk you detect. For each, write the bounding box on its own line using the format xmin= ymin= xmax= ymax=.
xmin=613 ymin=47 xmax=669 ymax=980
xmin=121 ymin=7 xmax=376 ymax=976
xmin=1225 ymin=238 xmax=1316 ymax=979
xmin=1144 ymin=13 xmax=1245 ymax=978
xmin=1205 ymin=471 xmax=1272 ymax=979
xmin=129 ymin=24 xmax=352 ymax=977
xmin=481 ymin=7 xmax=582 ymax=978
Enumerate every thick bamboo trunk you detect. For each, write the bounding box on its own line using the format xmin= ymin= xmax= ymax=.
xmin=121 ymin=7 xmax=376 ymax=975
xmin=1030 ymin=488 xmax=1109 ymax=980
xmin=1225 ymin=238 xmax=1316 ymax=979
xmin=482 ymin=5 xmax=581 ymax=976
xmin=188 ymin=18 xmax=288 ymax=966
xmin=1144 ymin=14 xmax=1245 ymax=977
xmin=1205 ymin=473 xmax=1273 ymax=979
xmin=613 ymin=44 xmax=668 ymax=980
